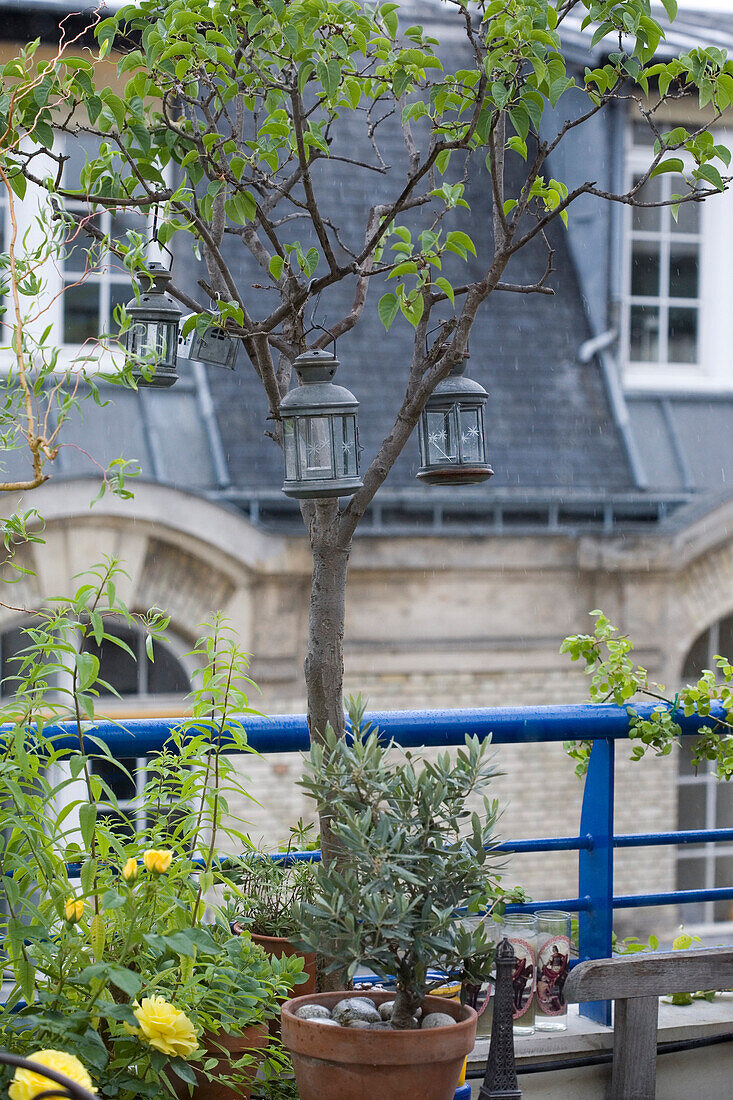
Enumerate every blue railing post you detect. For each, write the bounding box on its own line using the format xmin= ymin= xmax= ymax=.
xmin=578 ymin=737 xmax=614 ymax=1025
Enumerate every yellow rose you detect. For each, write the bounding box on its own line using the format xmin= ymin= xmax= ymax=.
xmin=9 ymin=1050 xmax=95 ymax=1100
xmin=64 ymin=897 xmax=84 ymax=923
xmin=122 ymin=857 xmax=139 ymax=883
xmin=143 ymin=849 xmax=173 ymax=874
xmin=132 ymin=996 xmax=198 ymax=1058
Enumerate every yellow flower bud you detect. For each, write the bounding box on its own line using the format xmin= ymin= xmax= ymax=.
xmin=64 ymin=897 xmax=84 ymax=923
xmin=132 ymin=996 xmax=198 ymax=1058
xmin=143 ymin=849 xmax=173 ymax=875
xmin=122 ymin=857 xmax=139 ymax=883
xmin=9 ymin=1050 xmax=95 ymax=1100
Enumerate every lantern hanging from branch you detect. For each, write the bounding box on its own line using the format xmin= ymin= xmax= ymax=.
xmin=178 ymin=316 xmax=239 ymax=371
xmin=416 ymin=357 xmax=493 ymax=485
xmin=280 ymin=349 xmax=363 ymax=499
xmin=123 ymin=262 xmax=182 ymax=389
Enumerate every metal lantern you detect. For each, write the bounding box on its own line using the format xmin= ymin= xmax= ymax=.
xmin=178 ymin=315 xmax=239 ymax=370
xmin=279 ymin=349 xmax=363 ymax=499
xmin=417 ymin=357 xmax=493 ymax=485
xmin=123 ymin=262 xmax=182 ymax=389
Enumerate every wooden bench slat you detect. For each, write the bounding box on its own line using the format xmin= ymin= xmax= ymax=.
xmin=565 ymin=947 xmax=733 ymax=1003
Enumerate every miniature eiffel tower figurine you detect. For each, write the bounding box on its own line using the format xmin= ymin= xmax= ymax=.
xmin=479 ymin=937 xmax=522 ymax=1100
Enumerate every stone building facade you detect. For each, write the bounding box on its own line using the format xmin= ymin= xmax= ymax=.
xmin=7 ymin=477 xmax=732 ymax=933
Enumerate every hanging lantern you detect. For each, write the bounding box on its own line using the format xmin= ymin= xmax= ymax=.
xmin=279 ymin=349 xmax=363 ymax=499
xmin=123 ymin=262 xmax=182 ymax=389
xmin=416 ymin=356 xmax=493 ymax=485
xmin=178 ymin=315 xmax=239 ymax=371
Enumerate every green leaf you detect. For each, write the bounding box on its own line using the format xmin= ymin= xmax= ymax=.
xmin=378 ymin=292 xmax=399 ymax=331
xmin=661 ymin=0 xmax=677 ymax=21
xmin=224 ymin=191 xmax=257 ymax=224
xmin=269 ymin=255 xmax=285 ymax=280
xmin=445 ymin=230 xmax=477 ymax=258
xmin=650 ymin=158 xmax=684 ymax=177
xmin=79 ymin=802 xmax=97 ymax=850
xmin=75 ymin=651 xmax=99 ymax=692
xmin=435 ymin=277 xmax=454 ymax=305
xmin=695 ymin=163 xmax=724 ymax=191
xmin=388 ymin=261 xmax=418 ymax=279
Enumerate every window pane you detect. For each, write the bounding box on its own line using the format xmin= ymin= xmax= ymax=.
xmin=426 ymin=409 xmax=457 ymax=464
xmin=631 ymin=243 xmax=660 ymax=297
xmin=87 ymin=627 xmax=138 ymax=696
xmin=108 ymin=282 xmax=129 ymax=333
xmin=335 ymin=415 xmax=357 ymax=477
xmin=669 ymin=242 xmax=698 ymax=298
xmin=715 ymin=783 xmax=733 ymax=829
xmin=459 ymin=407 xmax=483 ymax=462
xmin=93 ymin=755 xmax=136 ymax=801
xmin=670 ymin=180 xmax=700 ymax=235
xmin=678 ymin=781 xmax=707 ymax=829
xmin=148 ymin=640 xmax=190 ymax=694
xmin=632 ymin=176 xmax=662 ymax=232
xmin=65 ymin=211 xmax=104 ymax=274
xmin=668 ymin=307 xmax=698 ymax=363
xmin=629 ymin=304 xmax=659 ymax=361
xmin=298 ymin=417 xmax=332 ymax=478
xmin=714 ymin=856 xmax=733 ymax=921
xmin=64 ymin=280 xmax=101 ymax=344
xmin=283 ymin=420 xmax=297 ymax=479
xmin=718 ymin=615 xmax=733 ymax=660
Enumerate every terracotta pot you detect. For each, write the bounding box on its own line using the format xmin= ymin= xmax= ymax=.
xmin=250 ymin=932 xmax=317 ymax=996
xmin=281 ymin=989 xmax=478 ymax=1100
xmin=170 ymin=1023 xmax=269 ymax=1100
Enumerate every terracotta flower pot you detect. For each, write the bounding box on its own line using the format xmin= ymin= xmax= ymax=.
xmin=281 ymin=989 xmax=478 ymax=1100
xmin=250 ymin=932 xmax=317 ymax=996
xmin=170 ymin=1023 xmax=270 ymax=1100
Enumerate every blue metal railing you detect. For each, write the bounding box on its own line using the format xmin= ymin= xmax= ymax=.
xmin=38 ymin=701 xmax=732 ymax=1027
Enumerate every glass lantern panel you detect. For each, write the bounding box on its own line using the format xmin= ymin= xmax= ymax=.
xmin=128 ymin=320 xmax=177 ymax=367
xmin=283 ymin=419 xmax=297 ymax=480
xmin=298 ymin=417 xmax=334 ymax=479
xmin=426 ymin=409 xmax=458 ymax=465
xmin=335 ymin=415 xmax=358 ymax=477
xmin=459 ymin=407 xmax=484 ymax=462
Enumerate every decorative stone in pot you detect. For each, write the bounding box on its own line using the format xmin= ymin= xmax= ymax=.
xmin=281 ymin=989 xmax=477 ymax=1100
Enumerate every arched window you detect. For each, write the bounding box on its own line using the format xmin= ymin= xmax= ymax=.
xmin=677 ymin=614 xmax=733 ymax=926
xmin=0 ymin=619 xmax=191 ymax=837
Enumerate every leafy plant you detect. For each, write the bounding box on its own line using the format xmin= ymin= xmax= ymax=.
xmin=561 ymin=610 xmax=733 ymax=777
xmin=0 ymin=560 xmax=305 ymax=1098
xmin=295 ymin=700 xmax=515 ymax=1029
xmin=613 ymin=927 xmax=718 ymax=1005
xmin=222 ymin=822 xmax=319 ymax=939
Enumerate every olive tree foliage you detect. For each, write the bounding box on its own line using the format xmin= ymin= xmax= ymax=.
xmin=2 ymin=0 xmax=732 ymax=860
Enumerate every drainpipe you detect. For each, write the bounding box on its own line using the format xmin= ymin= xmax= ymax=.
xmin=578 ymin=330 xmax=649 ymax=491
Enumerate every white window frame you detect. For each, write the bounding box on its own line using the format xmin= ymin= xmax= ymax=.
xmin=0 ymin=134 xmax=157 ymax=376
xmin=622 ymin=122 xmax=733 ymax=394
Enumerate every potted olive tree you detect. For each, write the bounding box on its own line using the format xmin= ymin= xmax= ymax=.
xmin=280 ymin=708 xmax=511 ymax=1100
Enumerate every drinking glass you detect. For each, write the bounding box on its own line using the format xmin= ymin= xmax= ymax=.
xmin=535 ymin=910 xmax=571 ymax=1031
xmin=497 ymin=913 xmax=537 ymax=1035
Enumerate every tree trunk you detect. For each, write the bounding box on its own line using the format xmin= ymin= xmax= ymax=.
xmin=303 ymin=502 xmax=352 ymax=991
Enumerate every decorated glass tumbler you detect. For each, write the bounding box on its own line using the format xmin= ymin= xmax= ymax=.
xmin=497 ymin=913 xmax=537 ymax=1035
xmin=461 ymin=912 xmax=494 ymax=1038
xmin=535 ymin=910 xmax=571 ymax=1030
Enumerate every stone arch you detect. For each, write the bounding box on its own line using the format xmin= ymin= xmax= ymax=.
xmin=0 ymin=479 xmax=311 ymax=712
